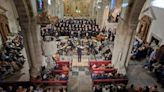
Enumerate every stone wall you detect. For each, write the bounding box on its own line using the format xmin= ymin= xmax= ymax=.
xmin=112 ymin=0 xmax=146 ymax=74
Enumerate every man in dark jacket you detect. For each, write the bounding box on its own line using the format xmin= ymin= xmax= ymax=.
xmin=77 ymin=46 xmax=82 ymax=62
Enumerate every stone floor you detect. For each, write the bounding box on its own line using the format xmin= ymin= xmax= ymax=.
xmin=71 ymin=55 xmax=89 ymax=67
xmin=68 ymin=66 xmax=92 ymax=92
xmin=67 ymin=56 xmax=92 ymax=92
xmin=127 ymin=59 xmax=164 ymax=92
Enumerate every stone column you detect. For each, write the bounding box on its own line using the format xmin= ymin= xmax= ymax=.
xmin=96 ymin=7 xmax=103 ymax=25
xmin=96 ymin=0 xmax=109 ymax=26
xmin=111 ymin=0 xmax=146 ymax=74
xmin=22 ymin=20 xmax=44 ymax=78
xmin=29 ymin=19 xmax=44 ymax=78
xmin=89 ymin=0 xmax=96 ymax=19
xmin=21 ymin=23 xmax=36 ymax=76
xmin=57 ymin=0 xmax=64 ymax=19
xmin=111 ymin=21 xmax=130 ymax=74
xmin=13 ymin=0 xmax=45 ymax=78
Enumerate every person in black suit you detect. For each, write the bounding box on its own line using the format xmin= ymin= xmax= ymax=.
xmin=77 ymin=45 xmax=82 ymax=62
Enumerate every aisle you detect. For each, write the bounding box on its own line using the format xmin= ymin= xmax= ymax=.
xmin=67 ymin=57 xmax=92 ymax=92
xmin=71 ymin=55 xmax=89 ymax=67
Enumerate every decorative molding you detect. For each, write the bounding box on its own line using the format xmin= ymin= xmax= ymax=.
xmin=0 ymin=14 xmax=8 ymax=24
xmin=142 ymin=7 xmax=156 ymax=20
xmin=149 ymin=7 xmax=156 ymax=20
xmin=0 ymin=5 xmax=7 ymax=14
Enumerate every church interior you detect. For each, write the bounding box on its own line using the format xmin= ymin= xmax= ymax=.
xmin=0 ymin=0 xmax=164 ymax=92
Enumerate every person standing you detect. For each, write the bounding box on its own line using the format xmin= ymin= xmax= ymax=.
xmin=77 ymin=45 xmax=82 ymax=62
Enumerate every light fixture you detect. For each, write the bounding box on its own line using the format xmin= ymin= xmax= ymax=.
xmin=48 ymin=0 xmax=51 ymax=5
xmin=78 ymin=10 xmax=81 ymax=13
xmin=122 ymin=3 xmax=128 ymax=8
xmin=75 ymin=6 xmax=81 ymax=13
xmin=77 ymin=10 xmax=81 ymax=13
xmin=151 ymin=0 xmax=164 ymax=8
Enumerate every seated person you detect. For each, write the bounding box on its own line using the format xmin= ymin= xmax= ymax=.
xmin=99 ymin=64 xmax=106 ymax=69
xmin=62 ymin=65 xmax=69 ymax=75
xmin=52 ymin=52 xmax=60 ymax=61
xmin=59 ymin=74 xmax=68 ymax=80
xmin=92 ymin=73 xmax=113 ymax=80
xmin=155 ymin=65 xmax=164 ymax=83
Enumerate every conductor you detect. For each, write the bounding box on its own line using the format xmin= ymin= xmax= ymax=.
xmin=77 ymin=45 xmax=82 ymax=62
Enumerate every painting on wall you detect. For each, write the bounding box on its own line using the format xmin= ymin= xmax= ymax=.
xmin=136 ymin=15 xmax=151 ymax=41
xmin=64 ymin=0 xmax=92 ymax=17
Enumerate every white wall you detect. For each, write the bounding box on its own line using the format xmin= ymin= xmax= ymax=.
xmin=136 ymin=0 xmax=164 ymax=45
xmin=147 ymin=7 xmax=164 ymax=45
xmin=0 ymin=0 xmax=19 ymax=34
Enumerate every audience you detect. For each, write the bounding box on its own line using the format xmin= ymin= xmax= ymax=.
xmin=131 ymin=41 xmax=149 ymax=60
xmin=0 ymin=83 xmax=67 ymax=92
xmin=127 ymin=84 xmax=159 ymax=92
xmin=0 ymin=83 xmax=159 ymax=92
xmin=142 ymin=45 xmax=164 ymax=86
xmin=91 ymin=63 xmax=114 ymax=70
xmin=131 ymin=39 xmax=164 ymax=87
xmin=93 ymin=84 xmax=127 ymax=92
xmin=127 ymin=84 xmax=135 ymax=92
xmin=36 ymin=65 xmax=69 ymax=81
xmin=92 ymin=72 xmax=127 ymax=80
xmin=0 ymin=35 xmax=25 ymax=79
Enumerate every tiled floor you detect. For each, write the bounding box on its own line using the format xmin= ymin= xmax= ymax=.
xmin=68 ymin=67 xmax=92 ymax=92
xmin=71 ymin=55 xmax=89 ymax=67
xmin=67 ymin=56 xmax=92 ymax=92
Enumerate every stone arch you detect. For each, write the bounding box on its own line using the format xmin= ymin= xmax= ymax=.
xmin=137 ymin=15 xmax=151 ymax=41
xmin=13 ymin=0 xmax=41 ymax=78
